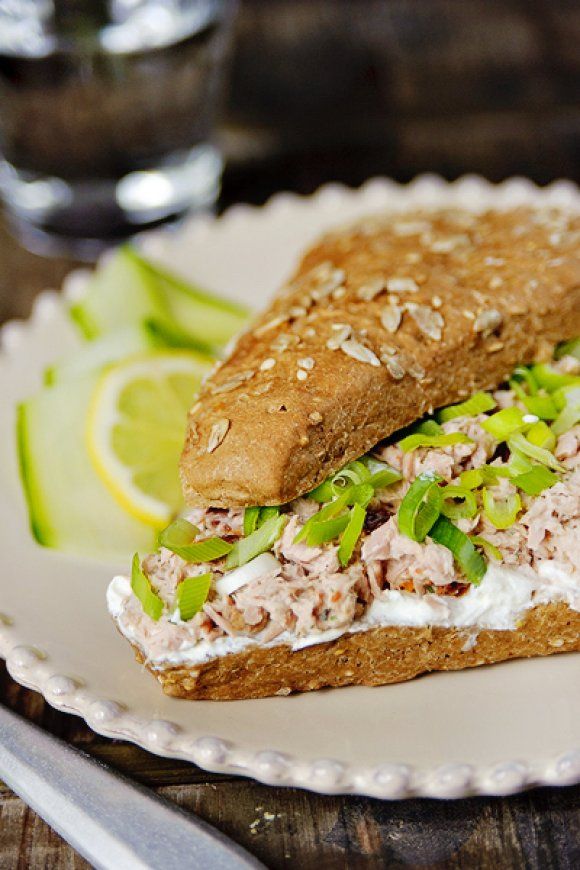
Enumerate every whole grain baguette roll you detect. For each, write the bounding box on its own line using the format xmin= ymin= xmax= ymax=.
xmin=130 ymin=602 xmax=580 ymax=700
xmin=180 ymin=207 xmax=580 ymax=508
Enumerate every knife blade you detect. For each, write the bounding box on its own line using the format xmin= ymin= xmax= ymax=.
xmin=0 ymin=703 xmax=265 ymax=870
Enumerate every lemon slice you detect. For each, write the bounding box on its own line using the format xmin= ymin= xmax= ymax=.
xmin=87 ymin=351 xmax=213 ymax=527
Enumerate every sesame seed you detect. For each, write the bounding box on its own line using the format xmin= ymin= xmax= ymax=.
xmin=406 ymin=359 xmax=426 ymax=380
xmin=303 ymin=327 xmax=316 ymax=337
xmin=474 ymin=308 xmax=503 ymax=335
xmin=356 ymin=278 xmax=386 ymax=301
xmin=309 ymin=411 xmax=323 ymax=423
xmin=260 ymin=358 xmax=276 ymax=371
xmin=210 ymin=370 xmax=255 ymax=395
xmin=431 ymin=295 xmax=442 ymax=308
xmin=386 ymin=277 xmax=419 ymax=294
xmin=430 ymin=234 xmax=470 ymax=253
xmin=340 ymin=339 xmax=381 ymax=367
xmin=380 ymin=304 xmax=403 ymax=333
xmin=270 ymin=333 xmax=292 ymax=352
xmin=487 ymin=340 xmax=504 ymax=353
xmin=296 ymin=369 xmax=308 ymax=381
xmin=289 ymin=305 xmax=307 ymax=319
xmin=207 ymin=418 xmax=230 ymax=453
xmin=488 ymin=276 xmax=503 ymax=290
xmin=332 ymin=287 xmax=346 ymax=299
xmin=406 ymin=303 xmax=444 ymax=341
xmin=383 ymin=354 xmax=406 ymax=379
xmin=326 ymin=324 xmax=352 ymax=350
xmin=252 ymin=382 xmax=272 ymax=396
xmin=298 ymin=357 xmax=315 ymax=370
xmin=254 ymin=315 xmax=287 ymax=336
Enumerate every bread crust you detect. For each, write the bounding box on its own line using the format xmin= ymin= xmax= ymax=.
xmin=180 ymin=208 xmax=580 ymax=508
xmin=130 ymin=602 xmax=580 ymax=700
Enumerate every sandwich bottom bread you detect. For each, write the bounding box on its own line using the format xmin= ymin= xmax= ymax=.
xmin=108 ymin=345 xmax=580 ymax=700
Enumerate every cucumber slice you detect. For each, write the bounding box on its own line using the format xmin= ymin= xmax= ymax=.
xmin=134 ymin=254 xmax=249 ymax=348
xmin=69 ymin=247 xmax=250 ymax=351
xmin=17 ymin=375 xmax=155 ymax=560
xmin=44 ymin=324 xmax=163 ymax=385
xmin=69 ymin=247 xmax=166 ymax=340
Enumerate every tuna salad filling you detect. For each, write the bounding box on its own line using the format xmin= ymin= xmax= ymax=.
xmin=109 ymin=349 xmax=580 ymax=665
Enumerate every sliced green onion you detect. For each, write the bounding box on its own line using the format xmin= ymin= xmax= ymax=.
xmin=521 ymin=393 xmax=558 ymax=420
xmin=482 ymin=488 xmax=522 ymax=529
xmin=413 ymin=419 xmax=443 ymax=436
xmin=439 ymin=485 xmax=478 ymax=520
xmin=338 ymin=503 xmax=366 ymax=567
xmin=481 ymin=406 xmax=526 ymax=441
xmin=511 ymin=366 xmax=538 ymax=395
xmin=308 ymin=456 xmax=384 ymax=502
xmin=361 ymin=455 xmax=395 ymax=475
xmin=481 ymin=463 xmax=513 ymax=481
xmin=510 ymin=374 xmax=558 ymax=419
xmin=505 ymin=449 xmax=533 ymax=477
xmin=398 ymin=432 xmax=473 ymax=453
xmin=470 ymin=536 xmax=502 ymax=562
xmin=531 ymin=363 xmax=579 ymax=393
xmin=429 ymin=516 xmax=486 ymax=584
xmin=158 ymin=520 xmax=231 ymax=562
xmin=226 ymin=514 xmax=288 ymax=569
xmin=459 ymin=468 xmax=485 ymax=489
xmin=367 ymin=467 xmax=402 ymax=490
xmin=295 ymin=488 xmax=352 ymax=544
xmin=175 ymin=537 xmax=234 ymax=563
xmin=508 ymin=432 xmax=565 ymax=472
xmin=307 ymin=479 xmax=336 ymax=502
xmin=361 ymin=456 xmax=402 ymax=490
xmin=243 ymin=507 xmax=260 ymax=536
xmin=347 ymin=482 xmax=375 ymax=506
xmin=304 ymin=512 xmax=350 ymax=547
xmin=131 ymin=553 xmax=163 ymax=621
xmin=555 ymin=337 xmax=580 ymax=361
xmin=437 ymin=391 xmax=496 ymax=423
xmin=512 ymin=466 xmax=559 ymax=496
xmin=243 ymin=505 xmax=281 ymax=537
xmin=332 ymin=460 xmax=370 ymax=489
xmin=526 ymin=420 xmax=556 ymax=451
xmin=398 ymin=473 xmax=443 ymax=542
xmin=551 ymin=385 xmax=580 ymax=437
xmin=158 ymin=518 xmax=199 ymax=551
xmin=258 ymin=506 xmax=281 ymax=524
xmin=176 ymin=573 xmax=212 ymax=621
xmin=551 ymin=383 xmax=580 ymax=412
xmin=552 ymin=405 xmax=580 ymax=438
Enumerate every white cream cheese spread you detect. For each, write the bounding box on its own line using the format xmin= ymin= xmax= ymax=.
xmin=107 ymin=560 xmax=580 ymax=669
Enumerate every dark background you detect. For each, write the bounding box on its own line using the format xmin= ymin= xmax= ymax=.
xmin=222 ymin=0 xmax=580 ymax=205
xmin=1 ymin=1 xmax=579 ymax=867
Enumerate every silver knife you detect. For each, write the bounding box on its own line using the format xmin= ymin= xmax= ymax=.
xmin=0 ymin=703 xmax=264 ymax=870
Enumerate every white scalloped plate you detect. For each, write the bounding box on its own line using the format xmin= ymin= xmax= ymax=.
xmin=1 ymin=175 xmax=579 ymax=800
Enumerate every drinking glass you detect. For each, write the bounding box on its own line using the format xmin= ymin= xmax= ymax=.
xmin=0 ymin=0 xmax=237 ymax=250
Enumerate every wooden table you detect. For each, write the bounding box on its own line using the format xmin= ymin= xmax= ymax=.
xmin=1 ymin=180 xmax=579 ymax=868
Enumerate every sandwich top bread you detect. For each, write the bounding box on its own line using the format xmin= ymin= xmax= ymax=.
xmin=108 ymin=206 xmax=580 ymax=700
xmin=180 ymin=207 xmax=580 ymax=508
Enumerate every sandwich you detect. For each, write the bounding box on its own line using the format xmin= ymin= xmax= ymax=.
xmin=107 ymin=206 xmax=580 ymax=700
